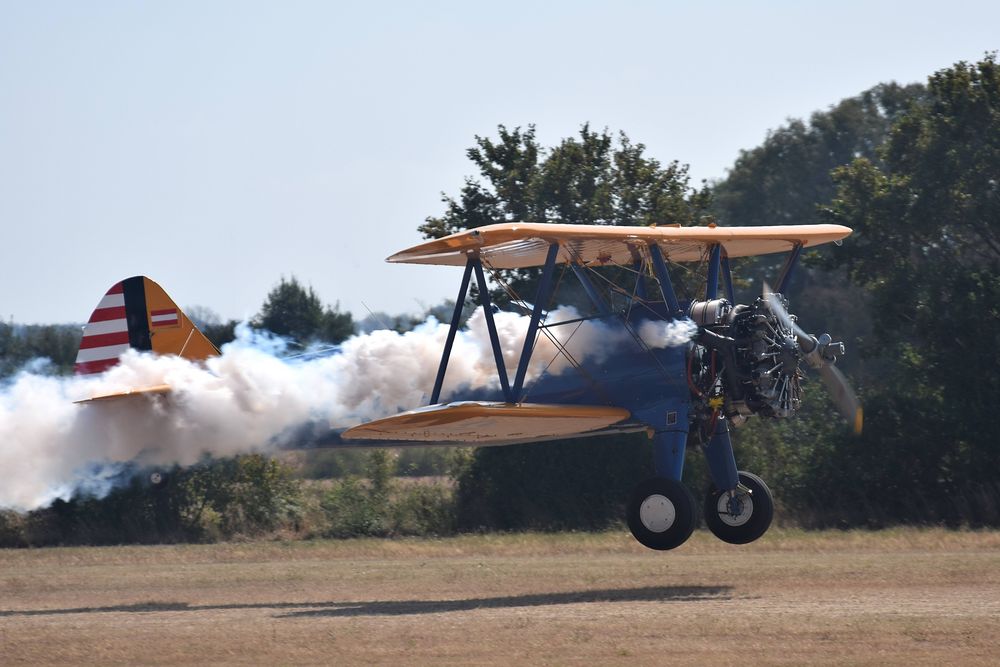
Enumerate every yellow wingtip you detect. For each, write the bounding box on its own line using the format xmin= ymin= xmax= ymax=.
xmin=854 ymin=407 xmax=864 ymax=436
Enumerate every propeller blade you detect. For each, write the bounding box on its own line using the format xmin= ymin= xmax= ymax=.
xmin=762 ymin=281 xmax=862 ymax=434
xmin=818 ymin=362 xmax=864 ymax=435
xmin=762 ymin=282 xmax=813 ymax=349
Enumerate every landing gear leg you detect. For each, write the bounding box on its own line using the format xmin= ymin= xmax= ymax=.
xmin=701 ymin=415 xmax=773 ymax=544
xmin=703 ymin=413 xmax=739 ymax=492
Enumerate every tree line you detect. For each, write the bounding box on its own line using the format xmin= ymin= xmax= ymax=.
xmin=1 ymin=55 xmax=997 ymax=545
xmin=423 ymin=54 xmax=1000 ymax=530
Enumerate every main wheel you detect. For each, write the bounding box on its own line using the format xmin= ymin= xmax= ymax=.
xmin=704 ymin=471 xmax=773 ymax=545
xmin=627 ymin=477 xmax=697 ymax=550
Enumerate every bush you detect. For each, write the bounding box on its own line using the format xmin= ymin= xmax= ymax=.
xmin=0 ymin=510 xmax=26 ymax=547
xmin=453 ymin=434 xmax=657 ymax=532
xmin=320 ymin=451 xmax=455 ymax=537
xmin=321 ymin=476 xmax=389 ymax=537
xmin=391 ymin=483 xmax=455 ymax=536
xmin=182 ymin=454 xmax=302 ymax=538
xmin=1 ymin=455 xmax=303 ymax=547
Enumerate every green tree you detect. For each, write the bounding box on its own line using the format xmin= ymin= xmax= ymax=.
xmin=709 ymin=82 xmax=927 ymax=381
xmin=421 ymin=124 xmax=713 ymax=305
xmin=254 ymin=276 xmax=355 ymax=346
xmin=0 ymin=322 xmax=82 ymax=378
xmin=713 ymin=82 xmax=925 ymax=229
xmin=819 ymin=54 xmax=1000 ymax=524
xmin=421 ymin=124 xmax=711 ymax=238
xmin=0 ymin=321 xmax=26 ymax=377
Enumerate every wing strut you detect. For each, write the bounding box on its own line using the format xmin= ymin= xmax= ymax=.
xmin=570 ymin=264 xmax=611 ymax=316
xmin=512 ymin=242 xmax=560 ymax=400
xmin=776 ymin=243 xmax=803 ymax=294
xmin=430 ymin=253 xmax=536 ymax=405
xmin=721 ymin=253 xmax=735 ymax=302
xmin=633 ymin=259 xmax=648 ymax=301
xmin=430 ymin=258 xmax=474 ymax=404
xmin=648 ymin=243 xmax=681 ymax=317
xmin=473 ymin=258 xmax=512 ymax=402
xmin=706 ymin=244 xmax=721 ymax=300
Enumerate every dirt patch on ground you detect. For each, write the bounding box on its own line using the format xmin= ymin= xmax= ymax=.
xmin=1 ymin=529 xmax=998 ymax=665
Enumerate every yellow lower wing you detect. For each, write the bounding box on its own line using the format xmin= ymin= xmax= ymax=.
xmin=342 ymin=402 xmax=631 ymax=444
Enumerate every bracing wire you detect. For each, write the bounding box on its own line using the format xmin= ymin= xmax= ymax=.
xmin=483 ymin=259 xmax=615 ymax=404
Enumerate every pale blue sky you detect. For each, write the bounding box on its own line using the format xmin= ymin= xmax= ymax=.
xmin=2 ymin=1 xmax=997 ymax=324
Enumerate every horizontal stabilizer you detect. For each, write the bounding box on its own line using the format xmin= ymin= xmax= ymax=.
xmin=342 ymin=402 xmax=631 ymax=444
xmin=73 ymin=384 xmax=173 ymax=404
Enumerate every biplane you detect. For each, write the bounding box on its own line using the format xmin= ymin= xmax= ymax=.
xmin=75 ymin=222 xmax=859 ymax=550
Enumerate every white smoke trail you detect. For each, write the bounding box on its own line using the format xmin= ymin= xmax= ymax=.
xmin=0 ymin=309 xmax=696 ymax=510
xmin=637 ymin=318 xmax=700 ymax=349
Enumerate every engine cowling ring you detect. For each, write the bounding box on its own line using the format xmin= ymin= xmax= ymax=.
xmin=691 ymin=295 xmax=804 ymax=421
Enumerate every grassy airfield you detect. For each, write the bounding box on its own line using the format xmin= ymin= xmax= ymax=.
xmin=1 ymin=529 xmax=998 ymax=666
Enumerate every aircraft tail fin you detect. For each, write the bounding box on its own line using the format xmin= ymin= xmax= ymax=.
xmin=74 ymin=276 xmax=220 ymax=375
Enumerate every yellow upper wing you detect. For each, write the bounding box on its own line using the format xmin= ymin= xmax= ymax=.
xmin=388 ymin=223 xmax=852 ymax=269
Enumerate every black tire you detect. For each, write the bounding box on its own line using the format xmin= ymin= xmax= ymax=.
xmin=627 ymin=477 xmax=697 ymax=551
xmin=704 ymin=471 xmax=773 ymax=545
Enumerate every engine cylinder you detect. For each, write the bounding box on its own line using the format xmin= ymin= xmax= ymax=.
xmin=688 ymin=299 xmax=731 ymax=326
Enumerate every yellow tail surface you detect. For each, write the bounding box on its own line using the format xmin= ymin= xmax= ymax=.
xmin=75 ymin=276 xmax=219 ymax=375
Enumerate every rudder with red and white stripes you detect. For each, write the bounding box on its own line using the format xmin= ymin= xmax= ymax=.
xmin=75 ymin=276 xmax=219 ymax=375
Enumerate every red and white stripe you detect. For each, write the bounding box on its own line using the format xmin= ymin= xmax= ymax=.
xmin=150 ymin=308 xmax=179 ymax=327
xmin=74 ymin=283 xmax=130 ymax=375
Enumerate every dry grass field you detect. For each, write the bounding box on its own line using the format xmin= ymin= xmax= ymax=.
xmin=1 ymin=528 xmax=999 ymax=666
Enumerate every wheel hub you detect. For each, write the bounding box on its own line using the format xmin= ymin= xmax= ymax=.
xmin=639 ymin=494 xmax=676 ymax=533
xmin=717 ymin=492 xmax=754 ymax=527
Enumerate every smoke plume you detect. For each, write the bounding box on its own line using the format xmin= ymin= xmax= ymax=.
xmin=0 ymin=308 xmax=695 ymax=510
